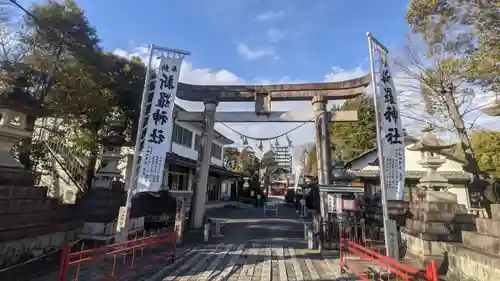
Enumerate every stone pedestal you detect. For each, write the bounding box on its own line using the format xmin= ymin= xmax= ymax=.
xmin=80 ymin=117 xmax=145 ymax=245
xmin=445 ymin=204 xmax=500 ymax=280
xmin=170 ymin=190 xmax=192 ymax=244
xmin=402 ymin=190 xmax=476 ymax=264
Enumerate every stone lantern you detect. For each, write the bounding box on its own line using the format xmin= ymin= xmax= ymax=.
xmin=0 ymin=85 xmax=46 ymax=185
xmin=92 ymin=112 xmax=127 ymax=189
xmin=402 ymin=125 xmax=477 ymax=265
xmin=408 ymin=124 xmax=455 ymax=192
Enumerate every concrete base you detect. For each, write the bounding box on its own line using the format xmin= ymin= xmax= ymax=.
xmin=0 ymin=229 xmax=78 ymax=266
xmin=401 ymin=230 xmax=447 ymax=266
xmin=79 ymin=216 xmax=145 ymax=243
xmin=406 ymin=219 xmax=476 ymax=236
xmin=491 ymin=204 xmax=500 ymax=219
xmin=476 ymin=218 xmax=500 ymax=238
xmin=445 ymin=242 xmax=500 ymax=281
xmin=462 ymin=231 xmax=500 ymax=256
xmin=417 ymin=190 xmax=458 ymax=203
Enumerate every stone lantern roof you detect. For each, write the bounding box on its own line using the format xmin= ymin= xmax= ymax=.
xmin=332 ymin=155 xmax=356 ymax=182
xmin=408 ymin=125 xmax=454 ymax=190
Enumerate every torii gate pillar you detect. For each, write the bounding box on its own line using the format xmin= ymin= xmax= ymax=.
xmin=190 ymin=100 xmax=218 ymax=228
xmin=312 ymin=96 xmax=333 ymax=218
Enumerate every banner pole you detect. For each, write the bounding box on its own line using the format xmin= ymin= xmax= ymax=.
xmin=366 ymin=32 xmax=392 ymax=257
xmin=115 ymin=44 xmax=155 ymax=244
xmin=125 ymin=44 xmax=155 ymax=207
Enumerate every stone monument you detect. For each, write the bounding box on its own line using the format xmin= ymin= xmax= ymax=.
xmin=401 ymin=125 xmax=476 ymax=264
xmin=0 ymin=85 xmax=80 ymax=279
xmin=0 ymin=85 xmax=43 ymax=184
xmin=79 ymin=112 xmax=144 ymax=244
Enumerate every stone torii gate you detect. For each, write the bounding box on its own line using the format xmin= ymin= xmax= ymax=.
xmin=175 ymin=75 xmax=372 ymax=228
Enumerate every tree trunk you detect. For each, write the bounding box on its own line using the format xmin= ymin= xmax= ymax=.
xmin=443 ymin=88 xmax=497 ymax=203
xmin=18 ymin=46 xmax=62 ymax=171
xmin=443 ymin=89 xmax=482 ymax=176
xmin=85 ymin=150 xmax=98 ymax=190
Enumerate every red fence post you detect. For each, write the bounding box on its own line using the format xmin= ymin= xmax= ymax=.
xmin=430 ymin=260 xmax=438 ymax=281
xmin=58 ymin=244 xmax=72 ymax=281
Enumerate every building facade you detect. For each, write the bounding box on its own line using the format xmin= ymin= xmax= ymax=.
xmin=345 ymin=136 xmax=475 ymax=209
xmin=35 ymin=104 xmax=242 ymax=204
xmin=272 ymin=146 xmax=292 ymax=172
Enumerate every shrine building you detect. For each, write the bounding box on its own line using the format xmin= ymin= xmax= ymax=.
xmin=345 ymin=135 xmax=477 ymax=209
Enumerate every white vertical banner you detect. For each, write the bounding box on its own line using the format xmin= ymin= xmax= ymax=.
xmin=376 ymin=46 xmax=405 ymax=200
xmin=136 ymin=54 xmax=185 ymax=193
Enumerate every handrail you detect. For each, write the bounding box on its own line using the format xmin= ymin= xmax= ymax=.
xmin=59 ymin=231 xmax=177 ymax=281
xmin=41 ymin=141 xmax=86 ymax=193
xmin=339 ymin=237 xmax=438 ymax=281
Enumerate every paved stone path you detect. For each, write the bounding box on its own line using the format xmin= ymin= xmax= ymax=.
xmin=36 ymin=200 xmax=360 ymax=281
xmin=126 ymin=201 xmax=359 ymax=281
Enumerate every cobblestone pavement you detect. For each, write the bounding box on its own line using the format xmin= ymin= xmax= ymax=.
xmin=38 ymin=201 xmax=360 ymax=281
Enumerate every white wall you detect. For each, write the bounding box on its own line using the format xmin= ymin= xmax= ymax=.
xmin=173 ymin=121 xmax=225 ymax=166
xmin=352 ymin=144 xmax=465 ymax=173
xmin=348 ymin=144 xmax=471 ymax=207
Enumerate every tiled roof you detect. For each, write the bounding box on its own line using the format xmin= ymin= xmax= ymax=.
xmin=344 ymin=135 xmax=468 ymax=167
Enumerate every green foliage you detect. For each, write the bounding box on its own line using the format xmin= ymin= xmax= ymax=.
xmin=470 ymin=130 xmax=500 ymax=178
xmin=330 ymin=93 xmax=376 ymax=161
xmin=406 ymin=0 xmax=500 ymax=93
xmin=223 ymin=147 xmax=239 ymax=171
xmin=0 ymin=0 xmax=146 ymax=175
xmin=304 ymin=94 xmax=376 ymax=174
xmin=404 ymin=0 xmax=497 ymax=180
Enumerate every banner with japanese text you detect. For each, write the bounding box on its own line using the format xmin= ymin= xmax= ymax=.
xmin=376 ymin=48 xmax=405 ymax=200
xmin=136 ymin=54 xmax=184 ymax=193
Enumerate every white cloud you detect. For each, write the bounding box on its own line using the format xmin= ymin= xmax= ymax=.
xmin=267 ymin=28 xmax=287 ymax=43
xmin=256 ymin=10 xmax=284 ymax=22
xmin=324 ymin=66 xmax=366 ymax=82
xmin=236 ymin=42 xmax=277 ymax=60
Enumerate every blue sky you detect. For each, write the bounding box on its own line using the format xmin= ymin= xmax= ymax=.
xmin=64 ymin=0 xmax=412 ymax=157
xmin=13 ymin=0 xmax=497 ymax=165
xmin=74 ymin=0 xmax=409 ymax=83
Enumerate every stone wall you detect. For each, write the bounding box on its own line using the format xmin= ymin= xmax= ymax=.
xmin=0 ymin=185 xmax=82 ymax=275
xmin=444 ymin=204 xmax=500 ymax=281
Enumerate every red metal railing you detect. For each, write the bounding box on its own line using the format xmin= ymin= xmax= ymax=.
xmin=58 ymin=231 xmax=177 ymax=281
xmin=339 ymin=235 xmax=438 ymax=281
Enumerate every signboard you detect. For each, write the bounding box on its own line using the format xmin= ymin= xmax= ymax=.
xmin=319 ymin=185 xmax=365 ymax=193
xmin=376 ymin=50 xmax=405 ymax=201
xmin=136 ymin=54 xmax=184 ymax=193
xmin=327 ymin=194 xmax=341 ymax=213
xmin=116 ymin=206 xmax=129 ymax=232
xmin=385 ymin=219 xmax=400 ymax=259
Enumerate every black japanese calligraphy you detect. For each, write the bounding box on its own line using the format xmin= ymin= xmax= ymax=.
xmin=381 ymin=68 xmax=391 ymax=84
xmin=162 ymin=64 xmax=169 ymax=72
xmin=160 ymin=73 xmax=175 ymax=90
xmin=156 ymin=92 xmax=171 ymax=108
xmin=385 ymin=128 xmax=402 ymax=145
xmin=148 ymin=128 xmax=165 ymax=144
xmin=384 ymin=105 xmax=399 ymax=123
xmin=171 ymin=65 xmax=177 ymax=72
xmin=384 ymin=87 xmax=395 ymax=104
xmin=152 ymin=109 xmax=169 ymax=125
